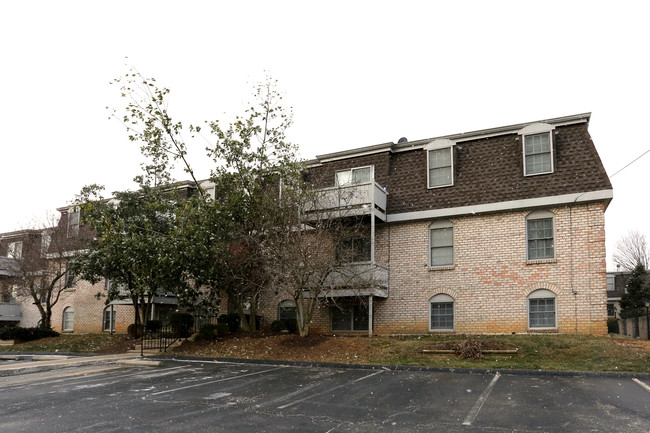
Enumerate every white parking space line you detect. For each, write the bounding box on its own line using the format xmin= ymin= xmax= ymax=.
xmin=632 ymin=378 xmax=650 ymax=393
xmin=149 ymin=366 xmax=285 ymax=396
xmin=255 ymin=383 xmax=321 ymax=408
xmin=0 ymin=366 xmax=124 ymax=388
xmin=277 ymin=370 xmax=385 ymax=410
xmin=462 ymin=372 xmax=501 ymax=426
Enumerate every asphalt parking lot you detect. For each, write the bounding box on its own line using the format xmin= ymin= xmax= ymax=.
xmin=0 ymin=358 xmax=648 ymax=432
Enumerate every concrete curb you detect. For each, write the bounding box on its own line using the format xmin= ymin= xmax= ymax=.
xmin=117 ymin=359 xmax=163 ymax=367
xmin=0 ymin=353 xmax=141 ymax=377
xmin=157 ymin=354 xmax=650 ymax=380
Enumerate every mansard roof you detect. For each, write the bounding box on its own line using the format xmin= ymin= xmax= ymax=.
xmin=307 ymin=113 xmax=612 ymax=220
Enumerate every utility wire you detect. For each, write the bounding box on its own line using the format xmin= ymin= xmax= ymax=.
xmin=609 ymin=148 xmax=650 ymax=178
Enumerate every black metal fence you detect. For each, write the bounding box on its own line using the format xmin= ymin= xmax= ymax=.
xmin=140 ymin=323 xmax=181 ymax=355
xmin=140 ymin=315 xmax=220 ymax=355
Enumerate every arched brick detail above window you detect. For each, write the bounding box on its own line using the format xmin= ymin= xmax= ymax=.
xmin=523 ymin=282 xmax=559 ymax=297
xmin=427 ymin=288 xmax=459 ymax=301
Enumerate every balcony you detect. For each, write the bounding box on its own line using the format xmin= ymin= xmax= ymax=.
xmin=0 ymin=303 xmax=21 ymax=322
xmin=318 ymin=263 xmax=389 ymax=299
xmin=305 ymin=181 xmax=388 ymax=221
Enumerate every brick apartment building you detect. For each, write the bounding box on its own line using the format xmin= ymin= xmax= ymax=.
xmin=2 ymin=113 xmax=612 ymax=335
xmin=259 ymin=112 xmax=613 ymax=335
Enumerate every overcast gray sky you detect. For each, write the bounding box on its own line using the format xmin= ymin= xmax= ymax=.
xmin=1 ymin=0 xmax=648 ymax=270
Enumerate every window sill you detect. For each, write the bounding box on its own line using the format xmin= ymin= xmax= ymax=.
xmin=526 ymin=258 xmax=556 ymax=265
xmin=427 ymin=183 xmax=454 ymax=189
xmin=524 ymin=170 xmax=554 ymax=177
xmin=429 ymin=265 xmax=455 ymax=271
xmin=429 ymin=329 xmax=454 ymax=333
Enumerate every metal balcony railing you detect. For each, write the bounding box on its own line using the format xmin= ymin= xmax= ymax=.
xmin=0 ymin=303 xmax=21 ymax=321
xmin=305 ymin=181 xmax=388 ymax=221
xmin=319 ymin=263 xmax=389 ymax=298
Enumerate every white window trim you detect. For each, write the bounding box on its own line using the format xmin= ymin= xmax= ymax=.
xmin=8 ymin=241 xmax=23 ymax=260
xmin=526 ymin=210 xmax=555 ymax=262
xmin=62 ymin=307 xmax=74 ymax=332
xmin=277 ymin=300 xmax=297 ymax=321
xmin=426 ymin=139 xmax=454 ymax=189
xmin=429 ymin=220 xmax=454 ymax=268
xmin=519 ymin=123 xmax=555 ymax=177
xmin=429 ymin=293 xmax=455 ymax=331
xmin=335 ymin=165 xmax=374 ymax=186
xmin=527 ymin=289 xmax=557 ymax=330
xmin=103 ymin=306 xmax=116 ymax=332
xmin=67 ymin=207 xmax=80 ymax=238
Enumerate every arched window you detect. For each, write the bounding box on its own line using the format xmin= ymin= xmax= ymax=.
xmin=62 ymin=307 xmax=74 ymax=332
xmin=526 ymin=210 xmax=555 ymax=261
xmin=528 ymin=289 xmax=557 ymax=329
xmin=103 ymin=306 xmax=116 ymax=332
xmin=429 ymin=220 xmax=454 ymax=267
xmin=277 ymin=300 xmax=297 ymax=322
xmin=430 ymin=294 xmax=454 ymax=331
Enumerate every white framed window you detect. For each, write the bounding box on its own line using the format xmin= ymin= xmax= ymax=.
xmin=62 ymin=307 xmax=74 ymax=331
xmin=526 ymin=211 xmax=554 ymax=261
xmin=527 ymin=289 xmax=556 ymax=329
xmin=1 ymin=290 xmax=11 ymax=303
xmin=67 ymin=207 xmax=80 ymax=237
xmin=103 ymin=306 xmax=116 ymax=332
xmin=427 ymin=147 xmax=453 ymax=188
xmin=7 ymin=241 xmax=22 ymax=260
xmin=429 ymin=220 xmax=454 ymax=267
xmin=430 ymin=294 xmax=454 ymax=331
xmin=40 ymin=231 xmax=52 ymax=255
xmin=607 ymin=303 xmax=616 ymax=318
xmin=331 ymin=304 xmax=369 ymax=331
xmin=336 ymin=237 xmax=371 ymax=263
xmin=519 ymin=123 xmax=555 ymax=176
xmin=606 ymin=275 xmax=615 ymax=291
xmin=277 ymin=300 xmax=297 ymax=322
xmin=335 ymin=166 xmax=374 ymax=186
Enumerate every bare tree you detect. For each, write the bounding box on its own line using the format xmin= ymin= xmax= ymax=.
xmin=613 ymin=230 xmax=649 ymax=271
xmin=263 ymin=183 xmax=386 ymax=336
xmin=8 ymin=213 xmax=84 ymax=329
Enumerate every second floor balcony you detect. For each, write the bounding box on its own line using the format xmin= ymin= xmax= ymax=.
xmin=305 ymin=181 xmax=388 ymax=221
xmin=0 ymin=303 xmax=21 ymax=322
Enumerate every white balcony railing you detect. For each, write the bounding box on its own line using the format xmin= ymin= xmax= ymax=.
xmin=305 ymin=181 xmax=388 ymax=220
xmin=319 ymin=263 xmax=389 ymax=298
xmin=0 ymin=303 xmax=21 ymax=321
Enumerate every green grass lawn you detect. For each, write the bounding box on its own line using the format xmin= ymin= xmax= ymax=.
xmin=366 ymin=334 xmax=650 ymax=372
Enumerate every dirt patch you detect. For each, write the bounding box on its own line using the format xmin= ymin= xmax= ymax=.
xmin=610 ymin=336 xmax=650 ymax=351
xmin=421 ymin=341 xmax=517 ymax=351
xmin=172 ymin=332 xmax=376 ymax=364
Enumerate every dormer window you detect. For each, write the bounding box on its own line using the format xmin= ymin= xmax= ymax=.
xmin=519 ymin=123 xmax=555 ymax=176
xmin=67 ymin=207 xmax=80 ymax=237
xmin=8 ymin=241 xmax=22 ymax=260
xmin=426 ymin=139 xmax=454 ymax=188
xmin=336 ymin=166 xmax=373 ymax=186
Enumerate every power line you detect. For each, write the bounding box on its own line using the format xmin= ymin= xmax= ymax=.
xmin=610 ymin=148 xmax=650 ymax=178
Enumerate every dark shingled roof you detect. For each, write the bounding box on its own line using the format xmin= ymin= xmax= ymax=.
xmin=308 ymin=116 xmax=612 ymax=216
